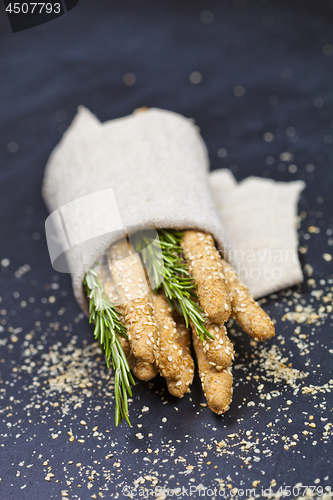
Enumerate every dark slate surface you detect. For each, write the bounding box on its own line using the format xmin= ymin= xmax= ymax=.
xmin=0 ymin=1 xmax=333 ymax=498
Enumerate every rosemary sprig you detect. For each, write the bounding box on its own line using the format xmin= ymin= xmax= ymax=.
xmin=84 ymin=269 xmax=135 ymax=426
xmin=133 ymin=229 xmax=214 ymax=341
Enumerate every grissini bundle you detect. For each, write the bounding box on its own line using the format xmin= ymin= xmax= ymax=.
xmin=43 ymin=107 xmax=276 ymax=425
xmin=101 ymin=228 xmax=275 ymax=423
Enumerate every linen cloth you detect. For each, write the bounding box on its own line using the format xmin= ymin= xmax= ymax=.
xmin=42 ymin=107 xmax=229 ymax=313
xmin=42 ymin=107 xmax=304 ymax=313
xmin=209 ymin=169 xmax=305 ymax=299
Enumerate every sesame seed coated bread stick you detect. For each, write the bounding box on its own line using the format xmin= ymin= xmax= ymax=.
xmin=130 ymin=359 xmax=158 ymax=381
xmin=221 ymin=259 xmax=275 ymax=342
xmin=180 ymin=230 xmax=234 ymax=367
xmin=200 ymin=321 xmax=234 ymax=370
xmin=192 ymin=328 xmax=233 ymax=415
xmin=181 ymin=230 xmax=231 ymax=324
xmin=108 ymin=239 xmax=158 ymax=364
xmin=166 ymin=312 xmax=194 ymax=397
xmin=151 ymin=294 xmax=184 ymax=380
xmin=96 ymin=265 xmax=157 ymax=379
xmin=152 ymin=295 xmax=194 ymax=397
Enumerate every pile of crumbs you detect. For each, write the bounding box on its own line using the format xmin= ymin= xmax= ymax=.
xmin=282 ymin=304 xmax=327 ymax=324
xmin=39 ymin=340 xmax=113 ymax=416
xmin=280 ymin=264 xmax=332 ymax=328
xmin=257 ymin=344 xmax=308 ymax=390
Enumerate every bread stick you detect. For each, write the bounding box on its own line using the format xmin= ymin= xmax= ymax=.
xmin=192 ymin=328 xmax=233 ymax=414
xmin=96 ymin=264 xmax=157 ymax=379
xmin=167 ymin=313 xmax=194 ymax=397
xmin=200 ymin=321 xmax=234 ymax=370
xmin=152 ymin=294 xmax=194 ymax=397
xmin=130 ymin=359 xmax=158 ymax=381
xmin=109 ymin=239 xmax=158 ymax=364
xmin=221 ymin=259 xmax=275 ymax=342
xmin=151 ymin=294 xmax=183 ymax=379
xmin=181 ymin=230 xmax=231 ymax=324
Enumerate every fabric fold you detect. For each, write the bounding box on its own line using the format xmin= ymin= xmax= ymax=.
xmin=42 ymin=107 xmax=305 ymax=313
xmin=209 ymin=169 xmax=305 ymax=298
xmin=42 ymin=107 xmax=229 ymax=313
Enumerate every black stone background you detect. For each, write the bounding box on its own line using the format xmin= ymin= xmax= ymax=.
xmin=0 ymin=0 xmax=333 ymax=499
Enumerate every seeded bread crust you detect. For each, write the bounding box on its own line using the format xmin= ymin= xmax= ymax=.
xmin=200 ymin=322 xmax=234 ymax=370
xmin=152 ymin=294 xmax=194 ymax=397
xmin=97 ymin=263 xmax=157 ymax=381
xmin=192 ymin=329 xmax=233 ymax=415
xmin=221 ymin=259 xmax=276 ymax=342
xmin=181 ymin=230 xmax=231 ymax=324
xmin=167 ymin=313 xmax=194 ymax=397
xmin=109 ymin=239 xmax=158 ymax=364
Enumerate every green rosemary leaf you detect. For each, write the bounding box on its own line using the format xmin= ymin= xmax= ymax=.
xmin=84 ymin=269 xmax=134 ymax=426
xmin=133 ymin=229 xmax=214 ymax=342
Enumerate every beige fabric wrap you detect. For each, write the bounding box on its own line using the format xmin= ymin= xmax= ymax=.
xmin=42 ymin=106 xmax=305 ymax=314
xmin=209 ymin=169 xmax=305 ymax=299
xmin=42 ymin=107 xmax=229 ymax=314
